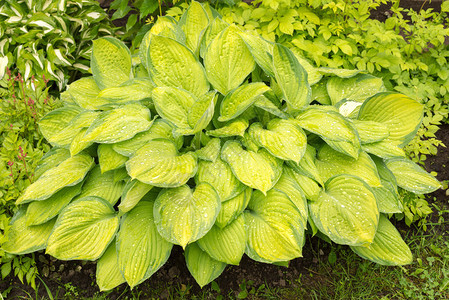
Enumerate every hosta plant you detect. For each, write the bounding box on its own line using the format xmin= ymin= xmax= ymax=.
xmin=0 ymin=0 xmax=116 ymax=90
xmin=2 ymin=1 xmax=441 ymax=290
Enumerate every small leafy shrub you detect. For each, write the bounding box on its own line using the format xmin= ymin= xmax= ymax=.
xmin=0 ymin=0 xmax=117 ymax=90
xmin=0 ymin=70 xmax=59 ymax=288
xmin=2 ymin=1 xmax=441 ymax=291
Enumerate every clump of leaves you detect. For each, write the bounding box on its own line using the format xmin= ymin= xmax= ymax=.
xmin=0 ymin=0 xmax=117 ymax=90
xmin=2 ymin=1 xmax=441 ymax=291
xmin=0 ymin=70 xmax=59 ymax=288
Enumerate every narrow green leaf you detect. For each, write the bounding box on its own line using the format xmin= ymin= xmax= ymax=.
xmin=96 ymin=242 xmax=125 ymax=291
xmin=207 ymin=118 xmax=249 ymax=138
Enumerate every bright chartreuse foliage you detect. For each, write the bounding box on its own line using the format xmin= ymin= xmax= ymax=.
xmin=2 ymin=1 xmax=441 ymax=291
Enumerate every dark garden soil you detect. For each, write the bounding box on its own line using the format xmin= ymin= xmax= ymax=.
xmin=1 ymin=0 xmax=448 ymax=299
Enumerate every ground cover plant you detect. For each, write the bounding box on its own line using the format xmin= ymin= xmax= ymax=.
xmin=0 ymin=70 xmax=60 ymax=289
xmin=0 ymin=0 xmax=117 ymax=90
xmin=1 ymin=0 xmax=442 ymax=293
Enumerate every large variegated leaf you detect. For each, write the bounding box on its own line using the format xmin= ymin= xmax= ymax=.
xmin=179 ymin=0 xmax=209 ymax=54
xmin=327 ymin=74 xmax=386 ymax=105
xmin=197 ymin=214 xmax=246 ymax=265
xmin=153 ymin=183 xmax=220 ymax=248
xmin=273 ymin=171 xmax=308 ymax=227
xmin=126 ymin=139 xmax=197 ymax=188
xmin=76 ymin=166 xmax=125 ymax=205
xmin=98 ymin=78 xmax=154 ymax=104
xmin=218 ymin=83 xmax=270 ymax=122
xmin=249 ymin=119 xmax=307 ymax=163
xmin=81 ymin=104 xmax=152 ymax=144
xmin=351 ymin=120 xmax=390 ymax=144
xmin=385 ymin=158 xmax=441 ymax=194
xmin=117 ymin=201 xmax=173 ymax=288
xmin=66 ymin=77 xmax=108 ymax=110
xmin=318 ymin=67 xmax=361 ymax=78
xmin=199 ymin=17 xmax=229 ymax=58
xmin=273 ymin=43 xmax=311 ymax=111
xmin=38 ymin=106 xmax=83 ymax=143
xmin=358 ymin=92 xmax=423 ymax=147
xmin=91 ymin=37 xmax=132 ymax=89
xmin=292 ymin=52 xmax=322 ymax=85
xmin=118 ymin=180 xmax=153 ymax=214
xmin=98 ymin=144 xmax=128 ymax=173
xmin=48 ymin=110 xmax=101 ymax=148
xmin=186 ymin=91 xmax=217 ymax=133
xmin=245 ymin=189 xmax=304 ymax=263
xmin=34 ymin=148 xmax=71 ymax=180
xmin=26 ymin=182 xmax=83 ymax=226
xmin=17 ymin=152 xmax=94 ymax=204
xmin=96 ymin=242 xmax=125 ymax=291
xmin=221 ymin=141 xmax=283 ymax=194
xmin=316 ymin=145 xmax=382 ymax=187
xmin=309 ymin=175 xmax=379 ymax=246
xmin=196 ymin=138 xmax=221 ymax=162
xmin=2 ymin=210 xmax=56 ymax=255
xmin=295 ymin=107 xmax=360 ymax=158
xmin=287 ymin=145 xmax=323 ymax=186
xmin=196 ymin=158 xmax=245 ymax=201
xmin=207 ymin=118 xmax=248 ymax=137
xmin=185 ymin=243 xmax=226 ymax=288
xmin=350 ymin=214 xmax=412 ymax=265
xmin=204 ymin=24 xmax=255 ymax=95
xmin=69 ymin=128 xmax=93 ymax=156
xmin=113 ymin=119 xmax=181 ymax=157
xmin=147 ymin=35 xmax=209 ymax=98
xmin=152 ymin=87 xmax=195 ymax=129
xmin=46 ymin=197 xmax=119 ymax=260
xmin=373 ymin=180 xmax=403 ymax=214
xmin=238 ymin=31 xmax=274 ymax=77
xmin=254 ymin=95 xmax=289 ymax=119
xmin=139 ymin=16 xmax=185 ymax=68
xmin=287 ymin=167 xmax=321 ymax=201
xmin=216 ymin=188 xmax=252 ymax=228
xmin=362 ymin=139 xmax=405 ymax=159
